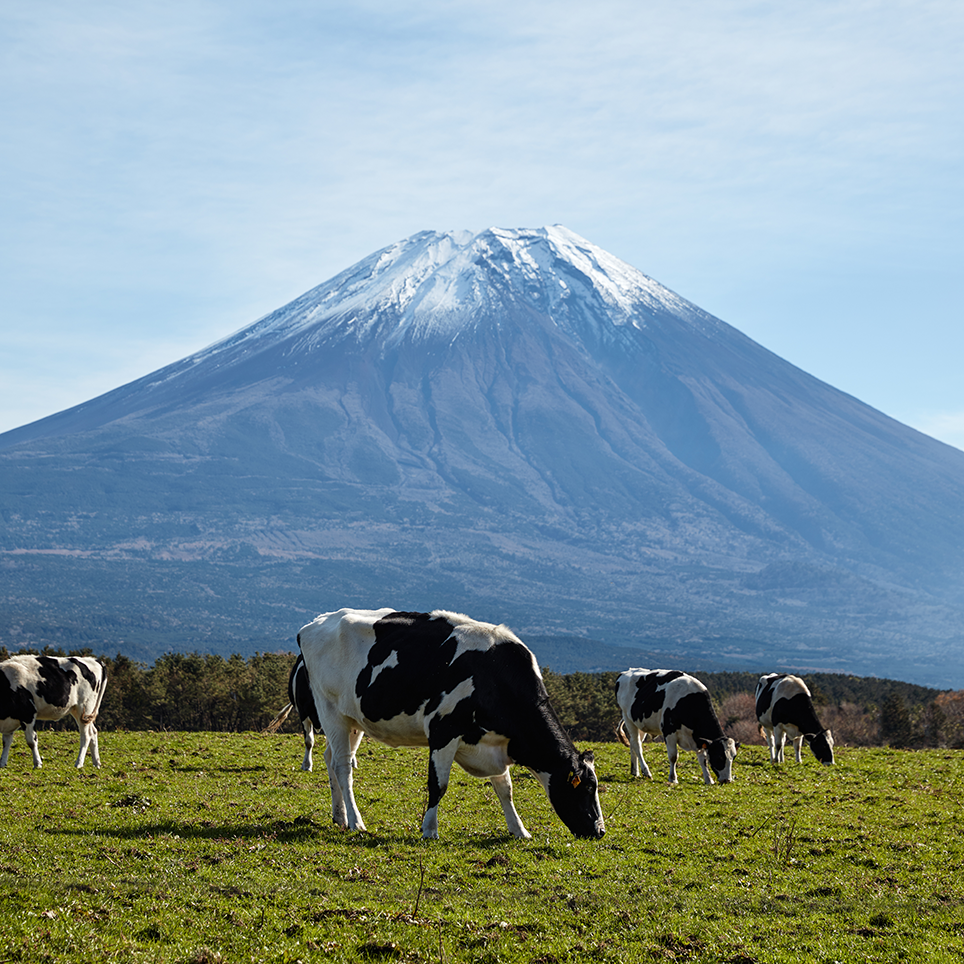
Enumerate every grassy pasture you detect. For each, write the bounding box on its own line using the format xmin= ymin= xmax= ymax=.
xmin=1 ymin=732 xmax=963 ymax=963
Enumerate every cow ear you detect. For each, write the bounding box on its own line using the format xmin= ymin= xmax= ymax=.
xmin=581 ymin=749 xmax=595 ymax=764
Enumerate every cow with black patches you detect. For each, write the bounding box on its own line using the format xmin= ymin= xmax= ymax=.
xmin=756 ymin=673 xmax=834 ymax=765
xmin=297 ymin=608 xmax=605 ymax=840
xmin=264 ymin=654 xmax=323 ymax=771
xmin=615 ymin=668 xmax=738 ymax=785
xmin=0 ymin=655 xmax=107 ymax=769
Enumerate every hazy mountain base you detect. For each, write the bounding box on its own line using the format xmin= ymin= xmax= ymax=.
xmin=4 ymin=390 xmax=962 ymax=689
xmin=2 ymin=542 xmax=962 ymax=687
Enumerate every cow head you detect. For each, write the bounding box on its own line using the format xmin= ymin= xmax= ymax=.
xmin=548 ymin=750 xmax=605 ymax=839
xmin=701 ymin=736 xmax=739 ymax=783
xmin=807 ymin=728 xmax=835 ymax=765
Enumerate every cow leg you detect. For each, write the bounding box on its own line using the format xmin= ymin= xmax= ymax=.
xmin=302 ymin=720 xmax=314 ymax=772
xmin=24 ymin=722 xmax=43 ymax=768
xmin=762 ymin=726 xmax=778 ymax=764
xmin=489 ymin=770 xmax=531 ymax=839
xmin=323 ymin=742 xmax=344 ymax=820
xmin=422 ymin=738 xmax=461 ymax=839
xmin=75 ymin=727 xmax=90 ymax=767
xmin=72 ymin=714 xmax=91 ymax=768
xmin=87 ymin=723 xmax=102 ymax=768
xmin=625 ymin=722 xmax=653 ymax=779
xmin=0 ymin=730 xmax=13 ymax=768
xmin=323 ymin=722 xmax=366 ymax=831
xmin=349 ymin=728 xmax=362 ymax=769
xmin=774 ymin=727 xmax=786 ymax=764
xmin=696 ymin=746 xmax=715 ymax=785
xmin=68 ymin=705 xmax=101 ymax=769
xmin=665 ymin=735 xmax=680 ymax=785
xmin=793 ymin=736 xmax=804 ymax=764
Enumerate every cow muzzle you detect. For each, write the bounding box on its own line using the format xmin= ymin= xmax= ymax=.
xmin=583 ymin=818 xmax=606 ymax=839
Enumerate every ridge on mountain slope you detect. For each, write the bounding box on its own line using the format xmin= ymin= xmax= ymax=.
xmin=1 ymin=226 xmax=962 ymax=686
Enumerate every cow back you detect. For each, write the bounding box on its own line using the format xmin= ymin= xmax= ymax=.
xmin=298 ymin=608 xmax=549 ymax=751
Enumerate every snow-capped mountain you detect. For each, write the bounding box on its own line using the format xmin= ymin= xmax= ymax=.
xmin=2 ymin=226 xmax=963 ymax=685
xmin=186 ymin=224 xmax=712 ymax=351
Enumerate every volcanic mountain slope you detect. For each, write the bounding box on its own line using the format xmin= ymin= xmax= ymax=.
xmin=2 ymin=226 xmax=963 ymax=685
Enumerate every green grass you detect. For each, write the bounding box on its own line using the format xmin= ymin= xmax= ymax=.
xmin=1 ymin=733 xmax=963 ymax=963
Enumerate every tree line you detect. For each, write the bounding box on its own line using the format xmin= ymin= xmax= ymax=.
xmin=3 ymin=645 xmax=962 ymax=749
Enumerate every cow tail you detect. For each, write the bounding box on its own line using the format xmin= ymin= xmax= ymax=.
xmin=615 ymin=719 xmax=631 ymax=747
xmin=262 ymin=702 xmax=295 ymax=735
xmin=82 ymin=659 xmax=109 ymax=725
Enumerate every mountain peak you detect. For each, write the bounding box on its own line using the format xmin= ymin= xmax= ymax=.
xmin=194 ymin=225 xmax=717 ymax=366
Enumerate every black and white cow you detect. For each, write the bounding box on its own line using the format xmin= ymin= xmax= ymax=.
xmin=615 ymin=668 xmax=738 ymax=785
xmin=297 ymin=608 xmax=605 ymax=840
xmin=0 ymin=655 xmax=107 ymax=769
xmin=756 ymin=673 xmax=834 ymax=766
xmin=264 ymin=654 xmax=323 ymax=771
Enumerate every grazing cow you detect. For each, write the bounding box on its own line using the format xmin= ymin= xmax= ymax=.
xmin=297 ymin=608 xmax=605 ymax=840
xmin=264 ymin=655 xmax=322 ymax=770
xmin=615 ymin=668 xmax=738 ymax=785
xmin=0 ymin=655 xmax=107 ymax=769
xmin=756 ymin=673 xmax=834 ymax=765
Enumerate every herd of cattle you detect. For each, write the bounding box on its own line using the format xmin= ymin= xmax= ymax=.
xmin=1 ymin=607 xmax=835 ymax=840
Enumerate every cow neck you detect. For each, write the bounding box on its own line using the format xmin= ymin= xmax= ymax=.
xmin=505 ymin=697 xmax=577 ymax=773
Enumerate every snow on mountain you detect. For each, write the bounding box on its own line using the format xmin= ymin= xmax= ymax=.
xmin=169 ymin=226 xmax=716 ymax=365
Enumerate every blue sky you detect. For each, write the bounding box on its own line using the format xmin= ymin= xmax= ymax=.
xmin=2 ymin=1 xmax=962 ymax=447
